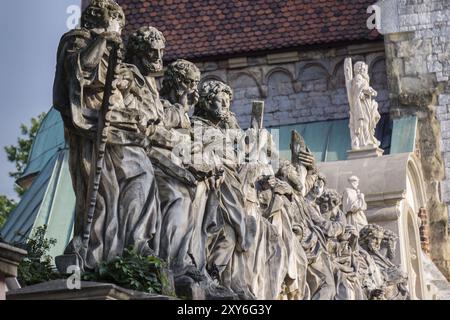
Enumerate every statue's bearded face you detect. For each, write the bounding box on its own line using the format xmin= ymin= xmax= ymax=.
xmin=140 ymin=41 xmax=165 ymax=74
xmin=310 ymin=179 xmax=325 ymax=199
xmin=354 ymin=62 xmax=369 ymax=78
xmin=82 ymin=1 xmax=125 ymax=34
xmin=368 ymin=236 xmax=382 ymax=252
xmin=205 ymin=91 xmax=231 ymax=121
xmin=177 ymin=69 xmax=200 ymax=96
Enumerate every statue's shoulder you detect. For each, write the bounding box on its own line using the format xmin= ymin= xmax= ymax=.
xmin=60 ymin=28 xmax=92 ymax=43
xmin=57 ymin=28 xmax=93 ymax=53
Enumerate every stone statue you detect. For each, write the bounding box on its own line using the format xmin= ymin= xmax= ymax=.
xmin=50 ymin=2 xmax=411 ymax=300
xmin=53 ymin=0 xmax=161 ymax=271
xmin=192 ymin=80 xmax=257 ymax=299
xmin=359 ymin=224 xmax=410 ymax=300
xmin=344 ymin=58 xmax=381 ymax=150
xmin=342 ymin=175 xmax=368 ymax=233
xmin=125 ymin=27 xmax=207 ymax=289
xmin=276 ymin=153 xmax=337 ymax=300
xmin=160 ymin=59 xmax=200 ymax=120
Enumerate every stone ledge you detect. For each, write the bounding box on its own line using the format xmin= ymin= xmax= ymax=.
xmin=7 ymin=279 xmax=177 ymax=300
xmin=0 ymin=242 xmax=27 ymax=278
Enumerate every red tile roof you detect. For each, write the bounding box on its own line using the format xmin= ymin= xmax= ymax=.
xmin=116 ymin=0 xmax=380 ymax=61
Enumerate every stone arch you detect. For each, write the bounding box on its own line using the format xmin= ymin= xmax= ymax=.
xmin=330 ymin=59 xmax=347 ymax=89
xmin=298 ymin=63 xmax=330 ymax=92
xmin=266 ymin=69 xmax=295 ymax=96
xmin=199 ymin=74 xmax=225 ymax=87
xmin=298 ymin=63 xmax=329 ymax=81
xmin=229 ymin=72 xmax=263 ymax=99
xmin=404 ymin=203 xmax=426 ymax=300
xmin=369 ymin=57 xmax=388 ymax=89
xmin=228 ymin=72 xmax=262 ymax=122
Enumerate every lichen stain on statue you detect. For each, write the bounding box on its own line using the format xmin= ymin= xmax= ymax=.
xmin=51 ymin=0 xmax=410 ymax=300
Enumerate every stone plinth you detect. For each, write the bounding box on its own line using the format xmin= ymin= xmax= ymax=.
xmin=347 ymin=147 xmax=384 ymax=160
xmin=7 ymin=279 xmax=177 ymax=300
xmin=0 ymin=242 xmax=27 ymax=300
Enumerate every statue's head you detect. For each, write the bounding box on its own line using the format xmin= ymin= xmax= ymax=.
xmin=81 ymin=0 xmax=125 ymax=34
xmin=308 ymin=173 xmax=327 ymax=200
xmin=316 ymin=188 xmax=340 ymax=215
xmin=353 ymin=61 xmax=369 ymax=77
xmin=382 ymin=229 xmax=398 ymax=260
xmin=359 ymin=224 xmax=384 ymax=253
xmin=339 ymin=225 xmax=359 ymax=249
xmin=160 ymin=59 xmax=201 ymax=103
xmin=348 ymin=175 xmax=360 ymax=190
xmin=126 ymin=26 xmax=165 ymax=74
xmin=276 ymin=160 xmax=304 ymax=193
xmin=194 ymin=80 xmax=233 ymax=122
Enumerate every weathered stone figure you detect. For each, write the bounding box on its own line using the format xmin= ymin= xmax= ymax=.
xmin=53 ymin=0 xmax=161 ymax=271
xmin=345 ymin=58 xmax=381 ymax=150
xmin=342 ymin=175 xmax=368 ymax=233
xmin=125 ymin=27 xmax=205 ymax=288
xmin=359 ymin=224 xmax=410 ymax=300
xmin=191 ymin=80 xmax=257 ymax=299
xmin=275 ymin=159 xmax=336 ymax=300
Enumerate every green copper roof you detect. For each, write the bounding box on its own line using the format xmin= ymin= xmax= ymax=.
xmin=1 ymin=148 xmax=76 ymax=258
xmin=21 ymin=108 xmax=66 ymax=179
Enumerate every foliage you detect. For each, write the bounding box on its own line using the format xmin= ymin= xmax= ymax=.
xmin=83 ymin=248 xmax=173 ymax=295
xmin=14 ymin=225 xmax=59 ymax=286
xmin=4 ymin=112 xmax=46 ymax=196
xmin=0 ymin=195 xmax=17 ymax=228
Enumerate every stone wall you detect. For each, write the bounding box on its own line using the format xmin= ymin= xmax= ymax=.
xmin=379 ymin=0 xmax=450 ymax=278
xmin=194 ymin=42 xmax=388 ymax=129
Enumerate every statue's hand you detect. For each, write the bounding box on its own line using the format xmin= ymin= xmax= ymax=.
xmin=189 ymin=89 xmax=200 ymax=107
xmin=274 ymin=180 xmax=293 ymax=196
xmin=180 ymin=89 xmax=199 ymax=112
xmin=297 ymin=149 xmax=316 ymax=170
xmin=101 ymin=31 xmax=123 ymax=46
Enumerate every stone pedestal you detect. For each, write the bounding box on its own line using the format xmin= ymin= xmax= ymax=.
xmin=347 ymin=147 xmax=384 ymax=160
xmin=0 ymin=242 xmax=27 ymax=300
xmin=7 ymin=279 xmax=177 ymax=300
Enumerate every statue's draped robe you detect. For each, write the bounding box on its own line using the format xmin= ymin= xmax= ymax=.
xmin=257 ymin=182 xmax=309 ymax=300
xmin=238 ymin=164 xmax=289 ymax=300
xmin=342 ymin=187 xmax=368 ymax=233
xmin=143 ymin=78 xmax=201 ymax=278
xmin=190 ymin=117 xmax=257 ymax=298
xmin=320 ymin=207 xmax=365 ymax=300
xmin=349 ymin=74 xmax=381 ymax=147
xmin=53 ymin=29 xmax=160 ymax=269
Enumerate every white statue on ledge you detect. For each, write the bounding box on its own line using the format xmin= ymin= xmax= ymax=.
xmin=342 ymin=175 xmax=368 ymax=233
xmin=345 ymin=58 xmax=381 ymax=150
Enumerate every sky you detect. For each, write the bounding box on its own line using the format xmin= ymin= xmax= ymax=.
xmin=0 ymin=0 xmax=80 ymax=199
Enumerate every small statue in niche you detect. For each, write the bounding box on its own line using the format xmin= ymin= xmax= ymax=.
xmin=344 ymin=58 xmax=381 ymax=150
xmin=342 ymin=175 xmax=368 ymax=233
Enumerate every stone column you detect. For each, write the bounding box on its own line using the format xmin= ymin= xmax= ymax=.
xmin=0 ymin=242 xmax=27 ymax=300
xmin=376 ymin=0 xmax=450 ymax=279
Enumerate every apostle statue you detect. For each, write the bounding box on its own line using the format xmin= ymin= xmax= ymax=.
xmin=344 ymin=58 xmax=381 ymax=150
xmin=53 ymin=0 xmax=161 ymax=271
xmin=342 ymin=175 xmax=368 ymax=233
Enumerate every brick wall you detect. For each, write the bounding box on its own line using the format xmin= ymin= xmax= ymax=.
xmin=195 ymin=43 xmax=388 ymax=129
